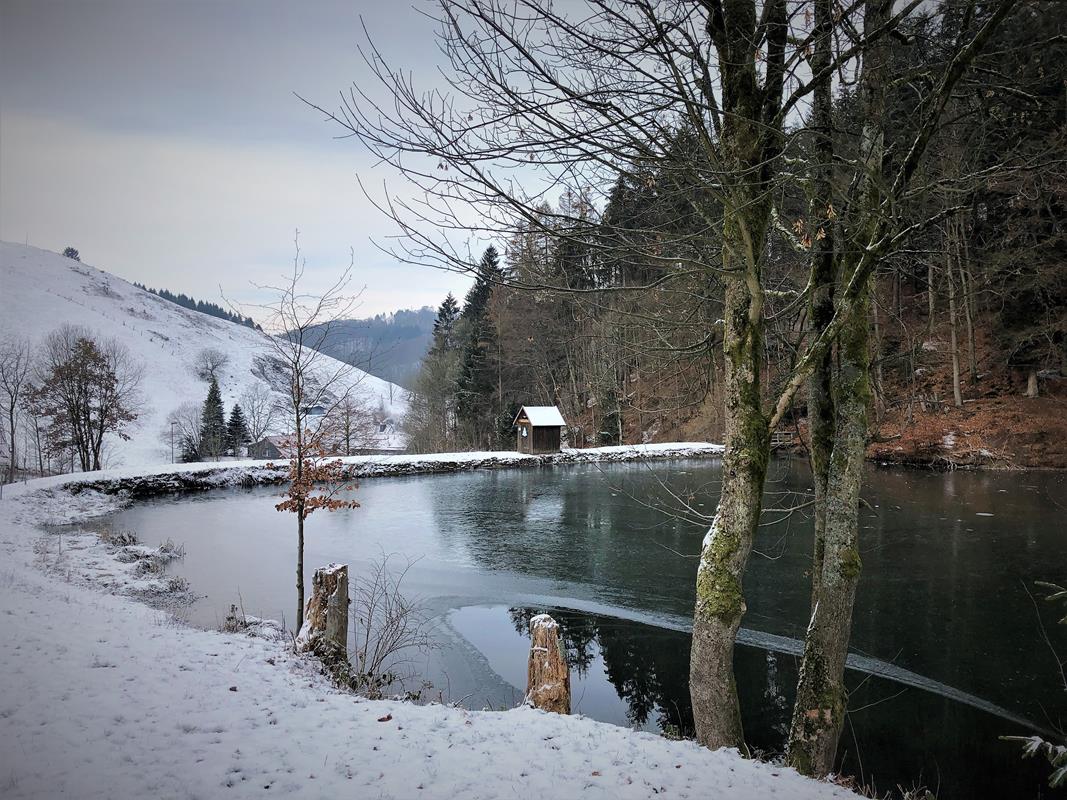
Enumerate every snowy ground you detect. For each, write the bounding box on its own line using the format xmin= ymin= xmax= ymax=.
xmin=0 ymin=452 xmax=857 ymax=800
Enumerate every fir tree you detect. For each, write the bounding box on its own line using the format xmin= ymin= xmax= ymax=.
xmin=431 ymin=293 xmax=461 ymax=353
xmin=225 ymin=403 xmax=250 ymax=455
xmin=199 ymin=376 xmax=226 ymax=460
xmin=455 ymin=247 xmax=502 ymax=446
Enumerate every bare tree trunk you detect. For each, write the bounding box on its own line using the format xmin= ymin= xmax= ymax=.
xmin=947 ymin=224 xmax=963 ymax=407
xmin=957 ymin=223 xmax=978 ymax=384
xmin=296 ymin=508 xmax=305 ymax=632
xmin=787 ymin=286 xmax=871 ymax=775
xmin=787 ymin=0 xmax=881 ymax=775
xmin=691 ymin=203 xmax=770 ymax=750
xmin=805 ymin=0 xmax=836 ymax=615
xmin=927 ymin=259 xmax=936 ymax=333
xmin=1026 ymin=368 xmax=1039 ymax=398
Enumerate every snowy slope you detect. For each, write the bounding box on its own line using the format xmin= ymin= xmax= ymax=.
xmin=0 ymin=242 xmax=408 ymax=467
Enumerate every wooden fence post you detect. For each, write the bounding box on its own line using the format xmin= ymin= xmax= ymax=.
xmin=526 ymin=614 xmax=570 ymax=714
xmin=296 ymin=563 xmax=349 ymax=659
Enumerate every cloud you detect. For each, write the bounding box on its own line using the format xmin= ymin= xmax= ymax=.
xmin=0 ymin=111 xmax=467 ymax=315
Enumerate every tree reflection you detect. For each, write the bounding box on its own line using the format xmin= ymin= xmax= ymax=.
xmin=508 ymin=606 xmax=694 ymax=735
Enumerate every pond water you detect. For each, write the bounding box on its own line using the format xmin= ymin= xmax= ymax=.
xmin=87 ymin=458 xmax=1066 ymax=798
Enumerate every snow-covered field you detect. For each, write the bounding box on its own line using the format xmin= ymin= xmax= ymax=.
xmin=0 ymin=242 xmax=408 ymax=467
xmin=0 ymin=452 xmax=858 ymax=799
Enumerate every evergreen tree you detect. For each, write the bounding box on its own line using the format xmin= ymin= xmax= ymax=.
xmin=455 ymin=247 xmax=502 ymax=447
xmin=404 ymin=293 xmax=465 ymax=452
xmin=199 ymin=376 xmax=226 ymax=460
xmin=225 ymin=403 xmax=250 ymax=455
xmin=431 ymin=293 xmax=461 ymax=353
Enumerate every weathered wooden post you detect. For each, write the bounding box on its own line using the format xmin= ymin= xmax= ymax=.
xmin=526 ymin=614 xmax=570 ymax=714
xmin=296 ymin=563 xmax=349 ymax=660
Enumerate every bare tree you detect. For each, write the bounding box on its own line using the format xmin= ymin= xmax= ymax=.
xmin=240 ymin=383 xmax=278 ymax=443
xmin=252 ymin=233 xmax=365 ymax=632
xmin=163 ymin=401 xmax=205 ymax=462
xmin=348 ymin=553 xmax=436 ymax=698
xmin=192 ymin=347 xmax=231 ymax=383
xmin=326 ymin=394 xmax=377 ymax=456
xmin=0 ymin=338 xmax=31 ymax=482
xmin=28 ymin=325 xmax=144 ymax=472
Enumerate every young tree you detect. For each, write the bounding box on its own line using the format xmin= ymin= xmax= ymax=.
xmin=225 ymin=403 xmax=250 ymax=456
xmin=252 ymin=234 xmax=363 ymax=632
xmin=29 ymin=325 xmax=143 ymax=472
xmin=199 ymin=376 xmax=226 ymax=460
xmin=0 ymin=338 xmax=31 ymax=482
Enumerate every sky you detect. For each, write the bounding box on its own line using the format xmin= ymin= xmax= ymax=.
xmin=0 ymin=0 xmax=473 ymax=316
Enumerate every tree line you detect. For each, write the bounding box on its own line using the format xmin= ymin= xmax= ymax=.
xmin=134 ymin=283 xmax=262 ymax=331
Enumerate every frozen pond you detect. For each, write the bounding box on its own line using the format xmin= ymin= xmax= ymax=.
xmin=89 ymin=458 xmax=1066 ymax=798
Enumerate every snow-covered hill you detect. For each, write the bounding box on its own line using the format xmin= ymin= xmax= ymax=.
xmin=0 ymin=242 xmax=408 ymax=468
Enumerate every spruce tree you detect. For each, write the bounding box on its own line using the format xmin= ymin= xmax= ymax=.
xmin=455 ymin=247 xmax=502 ymax=447
xmin=226 ymin=403 xmax=250 ymax=455
xmin=431 ymin=293 xmax=461 ymax=353
xmin=199 ymin=376 xmax=226 ymax=459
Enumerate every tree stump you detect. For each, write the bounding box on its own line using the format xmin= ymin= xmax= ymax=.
xmin=296 ymin=563 xmax=349 ymax=659
xmin=526 ymin=614 xmax=570 ymax=714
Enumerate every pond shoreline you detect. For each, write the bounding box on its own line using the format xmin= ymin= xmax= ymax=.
xmin=15 ymin=442 xmax=725 ymax=501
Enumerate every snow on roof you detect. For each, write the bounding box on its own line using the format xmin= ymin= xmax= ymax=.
xmin=514 ymin=405 xmax=566 ymax=427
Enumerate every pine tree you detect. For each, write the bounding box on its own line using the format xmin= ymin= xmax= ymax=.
xmin=456 ymin=247 xmax=502 ymax=447
xmin=431 ymin=293 xmax=461 ymax=354
xmin=225 ymin=403 xmax=250 ymax=456
xmin=199 ymin=376 xmax=226 ymax=460
xmin=404 ymin=293 xmax=465 ymax=452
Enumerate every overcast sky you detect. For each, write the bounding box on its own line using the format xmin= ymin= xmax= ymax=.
xmin=0 ymin=0 xmax=473 ymax=316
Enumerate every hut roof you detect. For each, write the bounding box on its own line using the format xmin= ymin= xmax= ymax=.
xmin=514 ymin=405 xmax=566 ymax=427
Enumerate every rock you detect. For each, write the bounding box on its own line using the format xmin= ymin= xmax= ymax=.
xmin=526 ymin=614 xmax=570 ymax=714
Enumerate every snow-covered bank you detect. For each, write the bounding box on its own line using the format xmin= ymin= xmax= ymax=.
xmin=0 ymin=443 xmax=857 ymax=799
xmin=2 ymin=442 xmax=725 ymax=502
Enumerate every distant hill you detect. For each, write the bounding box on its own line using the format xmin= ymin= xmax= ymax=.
xmin=309 ymin=308 xmax=435 ymax=389
xmin=0 ymin=242 xmax=408 ymax=468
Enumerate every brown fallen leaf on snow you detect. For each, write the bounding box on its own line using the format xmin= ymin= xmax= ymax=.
xmin=377 ymin=714 xmax=393 ymax=722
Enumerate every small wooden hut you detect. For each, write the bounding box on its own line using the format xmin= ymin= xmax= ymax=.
xmin=513 ymin=405 xmax=566 ymax=454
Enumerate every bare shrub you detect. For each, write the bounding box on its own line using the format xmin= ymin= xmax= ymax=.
xmin=348 ymin=553 xmax=435 ymax=698
xmin=100 ymin=528 xmax=138 ymax=547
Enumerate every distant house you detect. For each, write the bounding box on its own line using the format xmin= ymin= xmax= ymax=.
xmin=248 ymin=436 xmax=294 ymax=460
xmin=513 ymin=405 xmax=566 ymax=454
